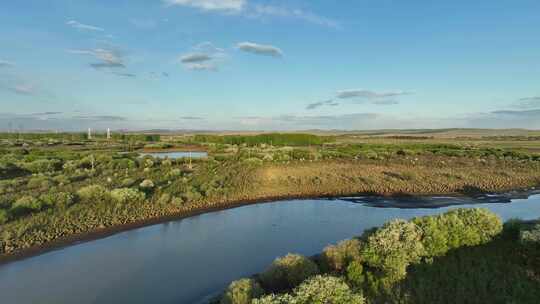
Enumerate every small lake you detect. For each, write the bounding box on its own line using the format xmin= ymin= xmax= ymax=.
xmin=1 ymin=192 xmax=540 ymax=304
xmin=139 ymin=151 xmax=208 ymax=159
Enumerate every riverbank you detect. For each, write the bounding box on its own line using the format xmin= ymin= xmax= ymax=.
xmin=1 ymin=157 xmax=540 ymax=263
xmin=1 ymin=188 xmax=539 ymax=265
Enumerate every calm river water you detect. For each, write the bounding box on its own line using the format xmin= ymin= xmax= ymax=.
xmin=1 ymin=192 xmax=539 ymax=304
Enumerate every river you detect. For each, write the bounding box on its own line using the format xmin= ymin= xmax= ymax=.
xmin=1 ymin=192 xmax=539 ymax=304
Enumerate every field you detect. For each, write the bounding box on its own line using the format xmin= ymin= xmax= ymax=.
xmin=0 ymin=130 xmax=539 ymax=259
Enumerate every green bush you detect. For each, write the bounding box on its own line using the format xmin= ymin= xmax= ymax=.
xmin=120 ymin=178 xmax=137 ymax=187
xmin=10 ymin=196 xmax=44 ymax=216
xmin=27 ymin=176 xmax=55 ymax=189
xmin=259 ymin=253 xmax=320 ymax=292
xmin=39 ymin=192 xmax=76 ymax=209
xmin=361 ymin=219 xmax=424 ymax=280
xmin=413 ymin=208 xmax=503 ymax=257
xmin=220 ymin=278 xmax=263 ymax=304
xmin=0 ymin=209 xmax=9 ymax=224
xmin=76 ymin=185 xmax=111 ymax=203
xmin=346 ymin=261 xmax=365 ymax=287
xmin=20 ymin=159 xmax=62 ymax=173
xmin=110 ymin=188 xmax=145 ymax=204
xmin=320 ymin=238 xmax=362 ymax=273
xmin=254 ymin=275 xmax=364 ymax=304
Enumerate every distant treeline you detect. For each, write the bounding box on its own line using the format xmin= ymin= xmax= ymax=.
xmin=191 ymin=133 xmax=335 ymax=146
xmin=0 ymin=133 xmax=160 ymax=142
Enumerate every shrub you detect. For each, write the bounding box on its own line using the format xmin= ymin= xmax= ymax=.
xmin=259 ymin=253 xmax=320 ymax=292
xmin=120 ymin=178 xmax=137 ymax=187
xmin=39 ymin=192 xmax=76 ymax=209
xmin=27 ymin=176 xmax=55 ymax=189
xmin=10 ymin=196 xmax=44 ymax=216
xmin=520 ymin=223 xmax=540 ymax=244
xmin=361 ymin=219 xmax=424 ymax=280
xmin=167 ymin=168 xmax=182 ymax=178
xmin=220 ymin=278 xmax=264 ymax=304
xmin=346 ymin=261 xmax=365 ymax=287
xmin=254 ymin=275 xmax=364 ymax=304
xmin=320 ymin=238 xmax=362 ymax=273
xmin=20 ymin=159 xmax=62 ymax=173
xmin=413 ymin=208 xmax=503 ymax=257
xmin=110 ymin=188 xmax=145 ymax=204
xmin=139 ymin=179 xmax=155 ymax=190
xmin=0 ymin=209 xmax=9 ymax=224
xmin=76 ymin=185 xmax=111 ymax=203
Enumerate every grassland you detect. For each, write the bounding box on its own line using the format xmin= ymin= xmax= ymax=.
xmin=0 ymin=130 xmax=539 ymax=260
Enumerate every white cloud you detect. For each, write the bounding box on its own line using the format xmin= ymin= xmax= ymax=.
xmin=66 ymin=20 xmax=104 ymax=32
xmin=237 ymin=42 xmax=283 ymax=57
xmin=164 ymin=0 xmax=245 ymax=12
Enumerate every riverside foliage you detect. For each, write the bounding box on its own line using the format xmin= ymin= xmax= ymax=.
xmin=218 ymin=209 xmax=539 ymax=304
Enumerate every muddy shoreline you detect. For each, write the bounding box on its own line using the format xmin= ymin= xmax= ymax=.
xmin=1 ymin=187 xmax=538 ymax=265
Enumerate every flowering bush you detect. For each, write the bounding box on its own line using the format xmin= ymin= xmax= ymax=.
xmin=361 ymin=219 xmax=424 ymax=280
xmin=139 ymin=179 xmax=155 ymax=190
xmin=253 ymin=275 xmax=364 ymax=304
xmin=520 ymin=223 xmax=540 ymax=244
xmin=259 ymin=253 xmax=320 ymax=292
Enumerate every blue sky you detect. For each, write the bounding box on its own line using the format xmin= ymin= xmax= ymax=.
xmin=1 ymin=0 xmax=539 ymax=131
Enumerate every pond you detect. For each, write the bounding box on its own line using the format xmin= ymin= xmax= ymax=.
xmin=139 ymin=151 xmax=208 ymax=159
xmin=1 ymin=192 xmax=539 ymax=304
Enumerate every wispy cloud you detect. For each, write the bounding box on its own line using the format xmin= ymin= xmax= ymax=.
xmin=491 ymin=109 xmax=540 ymax=117
xmin=179 ymin=116 xmax=204 ymax=120
xmin=179 ymin=42 xmax=226 ymax=71
xmin=306 ymin=99 xmax=339 ymax=110
xmin=515 ymin=96 xmax=540 ymax=109
xmin=0 ymin=60 xmax=14 ymax=68
xmin=163 ymin=1 xmax=338 ymax=28
xmin=9 ymin=84 xmax=36 ymax=95
xmin=372 ymin=100 xmax=400 ymax=105
xmin=72 ymin=115 xmax=127 ymax=121
xmin=336 ymin=89 xmax=413 ymax=99
xmin=180 ymin=53 xmax=213 ymax=63
xmin=164 ymin=0 xmax=246 ymax=12
xmin=113 ymin=72 xmax=136 ymax=78
xmin=251 ymin=5 xmax=340 ymax=29
xmin=237 ymin=42 xmax=283 ymax=57
xmin=185 ymin=63 xmax=218 ymax=71
xmin=68 ymin=48 xmax=126 ymax=69
xmin=31 ymin=112 xmax=62 ymax=116
xmin=66 ymin=20 xmax=104 ymax=32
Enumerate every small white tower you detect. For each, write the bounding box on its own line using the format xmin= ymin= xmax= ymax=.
xmin=107 ymin=128 xmax=111 ymax=140
xmin=88 ymin=128 xmax=92 ymax=140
